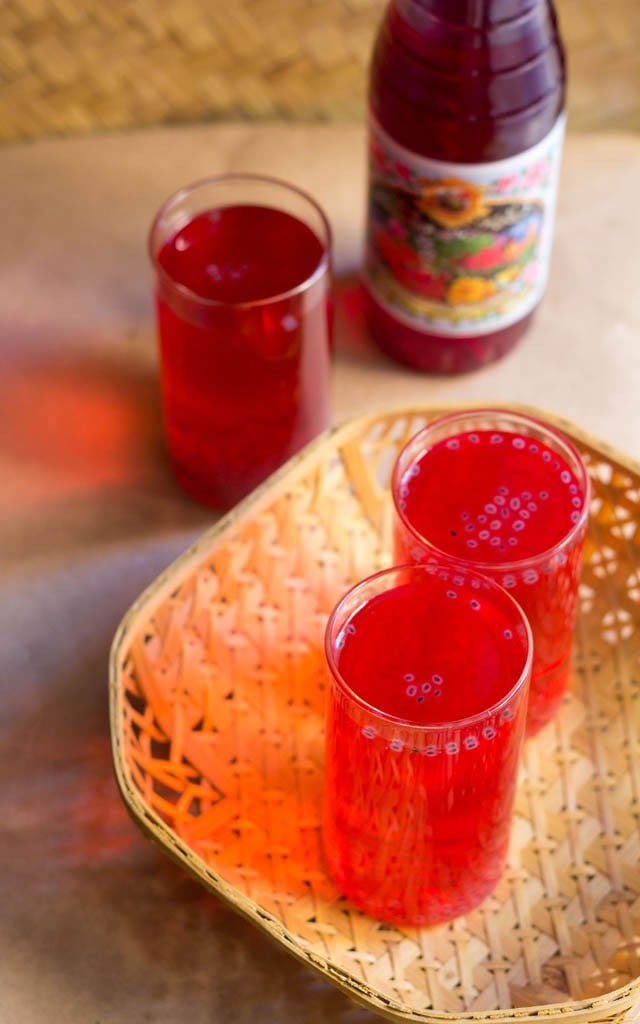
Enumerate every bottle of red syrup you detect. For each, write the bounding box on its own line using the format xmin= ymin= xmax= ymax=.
xmin=364 ymin=0 xmax=566 ymax=374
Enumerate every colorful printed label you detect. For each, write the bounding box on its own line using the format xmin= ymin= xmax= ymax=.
xmin=365 ymin=114 xmax=566 ymax=337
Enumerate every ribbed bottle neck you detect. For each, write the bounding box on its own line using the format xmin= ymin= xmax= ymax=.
xmin=399 ymin=0 xmax=543 ymax=27
xmin=370 ymin=0 xmax=565 ymax=160
xmin=390 ymin=0 xmax=558 ymax=67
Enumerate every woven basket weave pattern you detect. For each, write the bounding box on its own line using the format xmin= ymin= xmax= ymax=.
xmin=111 ymin=407 xmax=640 ymax=1024
xmin=2 ymin=0 xmax=640 ymax=143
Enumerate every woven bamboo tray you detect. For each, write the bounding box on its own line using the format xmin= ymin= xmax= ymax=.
xmin=109 ymin=404 xmax=640 ymax=1024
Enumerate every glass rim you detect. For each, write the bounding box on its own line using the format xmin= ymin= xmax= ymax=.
xmin=391 ymin=408 xmax=591 ymax=573
xmin=325 ymin=562 xmax=533 ymax=732
xmin=147 ymin=171 xmax=332 ymax=310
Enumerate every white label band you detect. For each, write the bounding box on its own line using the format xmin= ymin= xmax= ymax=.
xmin=365 ymin=114 xmax=566 ymax=338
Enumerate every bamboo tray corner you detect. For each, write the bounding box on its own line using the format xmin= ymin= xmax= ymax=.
xmin=109 ymin=404 xmax=640 ymax=1024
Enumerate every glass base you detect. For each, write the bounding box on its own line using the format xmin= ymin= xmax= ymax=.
xmin=168 ymin=455 xmax=260 ymax=512
xmin=324 ymin=836 xmax=506 ymax=927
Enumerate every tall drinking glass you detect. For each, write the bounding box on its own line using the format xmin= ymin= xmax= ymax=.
xmin=149 ymin=174 xmax=332 ymax=511
xmin=392 ymin=409 xmax=590 ymax=734
xmin=323 ymin=563 xmax=532 ymax=926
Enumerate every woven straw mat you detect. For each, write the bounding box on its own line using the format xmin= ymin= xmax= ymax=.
xmin=2 ymin=0 xmax=640 ymax=142
xmin=110 ymin=405 xmax=640 ymax=1024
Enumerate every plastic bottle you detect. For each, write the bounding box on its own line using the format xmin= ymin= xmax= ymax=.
xmin=364 ymin=0 xmax=567 ymax=374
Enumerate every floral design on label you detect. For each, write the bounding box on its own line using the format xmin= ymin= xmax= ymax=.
xmin=365 ymin=115 xmax=565 ymax=337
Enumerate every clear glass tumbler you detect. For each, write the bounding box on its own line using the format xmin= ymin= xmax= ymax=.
xmin=392 ymin=409 xmax=590 ymax=734
xmin=323 ymin=562 xmax=532 ymax=925
xmin=149 ymin=173 xmax=332 ymax=511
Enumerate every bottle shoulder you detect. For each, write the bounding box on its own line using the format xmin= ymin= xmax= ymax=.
xmin=370 ymin=0 xmax=566 ymax=161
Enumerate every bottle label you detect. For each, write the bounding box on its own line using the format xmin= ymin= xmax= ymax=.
xmin=365 ymin=114 xmax=566 ymax=337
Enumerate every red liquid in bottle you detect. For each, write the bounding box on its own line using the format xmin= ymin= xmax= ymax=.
xmin=394 ymin=428 xmax=588 ymax=732
xmin=323 ymin=569 xmax=530 ymax=924
xmin=155 ymin=205 xmax=330 ymax=510
xmin=365 ymin=0 xmax=566 ymax=373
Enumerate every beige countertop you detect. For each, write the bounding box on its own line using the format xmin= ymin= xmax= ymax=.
xmin=1 ymin=122 xmax=640 ymax=1023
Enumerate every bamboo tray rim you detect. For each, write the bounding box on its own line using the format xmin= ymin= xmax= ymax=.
xmin=109 ymin=402 xmax=640 ymax=1024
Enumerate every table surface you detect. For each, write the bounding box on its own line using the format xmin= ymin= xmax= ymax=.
xmin=2 ymin=122 xmax=640 ymax=1024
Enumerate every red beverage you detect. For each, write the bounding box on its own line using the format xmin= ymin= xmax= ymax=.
xmin=150 ymin=176 xmax=331 ymax=510
xmin=323 ymin=564 xmax=531 ymax=925
xmin=393 ymin=412 xmax=590 ymax=733
xmin=364 ymin=0 xmax=566 ymax=373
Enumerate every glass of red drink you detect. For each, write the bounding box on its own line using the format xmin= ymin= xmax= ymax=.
xmin=392 ymin=409 xmax=590 ymax=734
xmin=149 ymin=174 xmax=332 ymax=511
xmin=323 ymin=562 xmax=532 ymax=926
